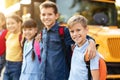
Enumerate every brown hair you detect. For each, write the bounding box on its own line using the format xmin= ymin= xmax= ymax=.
xmin=22 ymin=18 xmax=37 ymax=29
xmin=67 ymin=15 xmax=88 ymax=28
xmin=0 ymin=12 xmax=6 ymax=28
xmin=39 ymin=1 xmax=58 ymax=14
xmin=22 ymin=18 xmax=38 ymax=61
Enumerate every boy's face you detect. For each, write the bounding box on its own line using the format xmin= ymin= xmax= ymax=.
xmin=69 ymin=23 xmax=88 ymax=47
xmin=40 ymin=7 xmax=59 ymax=29
xmin=22 ymin=27 xmax=37 ymax=40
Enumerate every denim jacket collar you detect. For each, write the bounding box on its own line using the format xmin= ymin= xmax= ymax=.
xmin=45 ymin=22 xmax=59 ymax=32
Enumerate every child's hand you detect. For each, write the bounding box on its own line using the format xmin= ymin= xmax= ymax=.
xmin=35 ymin=33 xmax=42 ymax=42
xmin=84 ymin=50 xmax=89 ymax=61
xmin=87 ymin=39 xmax=96 ymax=59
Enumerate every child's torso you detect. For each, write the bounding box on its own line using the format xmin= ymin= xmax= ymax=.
xmin=6 ymin=32 xmax=22 ymax=61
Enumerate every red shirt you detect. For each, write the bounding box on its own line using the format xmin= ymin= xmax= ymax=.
xmin=0 ymin=30 xmax=7 ymax=56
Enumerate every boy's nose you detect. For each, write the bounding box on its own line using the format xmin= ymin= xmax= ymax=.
xmin=73 ymin=31 xmax=77 ymax=36
xmin=44 ymin=15 xmax=49 ymax=19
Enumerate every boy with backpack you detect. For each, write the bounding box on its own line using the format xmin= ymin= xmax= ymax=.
xmin=67 ymin=15 xmax=107 ymax=80
xmin=39 ymin=1 xmax=97 ymax=80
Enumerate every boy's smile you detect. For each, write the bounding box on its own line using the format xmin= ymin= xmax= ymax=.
xmin=40 ymin=7 xmax=59 ymax=30
xmin=69 ymin=23 xmax=88 ymax=47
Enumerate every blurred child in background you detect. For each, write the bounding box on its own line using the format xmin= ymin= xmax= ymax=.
xmin=0 ymin=12 xmax=7 ymax=77
xmin=3 ymin=14 xmax=22 ymax=80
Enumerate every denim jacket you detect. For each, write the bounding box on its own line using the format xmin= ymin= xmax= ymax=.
xmin=39 ymin=22 xmax=74 ymax=80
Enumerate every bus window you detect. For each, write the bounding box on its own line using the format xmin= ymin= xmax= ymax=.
xmin=56 ymin=0 xmax=118 ymax=26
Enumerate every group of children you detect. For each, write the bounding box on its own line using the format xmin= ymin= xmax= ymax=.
xmin=0 ymin=13 xmax=40 ymax=80
xmin=0 ymin=0 xmax=101 ymax=80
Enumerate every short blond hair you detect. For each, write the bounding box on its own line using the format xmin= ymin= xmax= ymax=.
xmin=67 ymin=15 xmax=88 ymax=28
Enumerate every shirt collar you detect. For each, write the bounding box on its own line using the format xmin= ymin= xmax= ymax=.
xmin=46 ymin=22 xmax=59 ymax=32
xmin=75 ymin=40 xmax=89 ymax=53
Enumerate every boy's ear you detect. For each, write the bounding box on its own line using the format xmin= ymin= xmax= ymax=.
xmin=86 ymin=26 xmax=89 ymax=32
xmin=85 ymin=26 xmax=89 ymax=34
xmin=56 ymin=13 xmax=59 ymax=20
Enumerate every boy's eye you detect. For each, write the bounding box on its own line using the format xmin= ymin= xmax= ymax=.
xmin=41 ymin=13 xmax=45 ymax=16
xmin=76 ymin=29 xmax=81 ymax=32
xmin=70 ymin=30 xmax=74 ymax=33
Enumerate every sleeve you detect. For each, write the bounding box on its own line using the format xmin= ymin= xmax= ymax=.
xmin=34 ymin=41 xmax=41 ymax=62
xmin=64 ymin=27 xmax=74 ymax=46
xmin=90 ymin=52 xmax=100 ymax=70
xmin=63 ymin=27 xmax=75 ymax=63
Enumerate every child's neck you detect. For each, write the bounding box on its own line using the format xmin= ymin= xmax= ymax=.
xmin=46 ymin=22 xmax=55 ymax=31
xmin=27 ymin=38 xmax=34 ymax=42
xmin=78 ymin=39 xmax=87 ymax=47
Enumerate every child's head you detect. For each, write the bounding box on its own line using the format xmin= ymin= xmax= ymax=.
xmin=6 ymin=14 xmax=22 ymax=33
xmin=39 ymin=1 xmax=59 ymax=29
xmin=22 ymin=18 xmax=38 ymax=40
xmin=22 ymin=18 xmax=38 ymax=61
xmin=0 ymin=12 xmax=6 ymax=29
xmin=67 ymin=15 xmax=88 ymax=47
xmin=39 ymin=1 xmax=58 ymax=14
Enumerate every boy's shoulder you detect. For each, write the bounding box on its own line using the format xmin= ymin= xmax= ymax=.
xmin=58 ymin=25 xmax=70 ymax=36
xmin=85 ymin=52 xmax=107 ymax=80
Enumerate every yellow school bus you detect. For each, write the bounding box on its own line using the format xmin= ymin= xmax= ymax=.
xmin=5 ymin=0 xmax=120 ymax=79
xmin=19 ymin=0 xmax=120 ymax=79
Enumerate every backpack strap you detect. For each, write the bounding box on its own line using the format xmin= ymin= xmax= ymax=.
xmin=85 ymin=61 xmax=91 ymax=80
xmin=59 ymin=26 xmax=64 ymax=39
xmin=85 ymin=52 xmax=107 ymax=80
xmin=84 ymin=50 xmax=92 ymax=80
xmin=19 ymin=33 xmax=23 ymax=47
xmin=22 ymin=37 xmax=41 ymax=62
xmin=34 ymin=41 xmax=41 ymax=62
xmin=58 ymin=26 xmax=70 ymax=71
xmin=19 ymin=33 xmax=22 ymax=43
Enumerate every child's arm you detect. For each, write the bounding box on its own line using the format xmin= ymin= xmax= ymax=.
xmin=87 ymin=38 xmax=96 ymax=60
xmin=91 ymin=69 xmax=99 ymax=80
xmin=89 ymin=51 xmax=100 ymax=80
